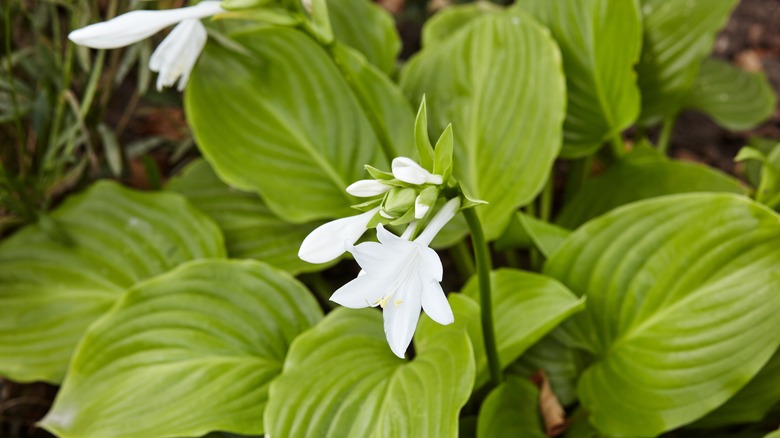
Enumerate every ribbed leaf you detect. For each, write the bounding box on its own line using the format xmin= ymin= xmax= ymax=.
xmin=513 ymin=0 xmax=642 ymax=157
xmin=264 ymin=306 xmax=475 ymax=437
xmin=545 ymin=194 xmax=780 ymax=436
xmin=166 ymin=159 xmax=326 ymax=274
xmin=636 ymin=0 xmax=739 ymax=125
xmin=328 ymin=0 xmax=400 ymax=75
xmin=186 ymin=28 xmax=384 ymax=223
xmin=685 ymin=58 xmax=777 ymax=131
xmin=477 ymin=377 xmax=546 ymax=438
xmin=0 ymin=181 xmax=225 ymax=383
xmin=41 ymin=260 xmax=322 ymax=438
xmin=401 ymin=11 xmax=566 ymax=239
xmin=693 ymin=348 xmax=780 ymax=427
xmin=462 ymin=269 xmax=584 ymax=387
xmin=514 ymin=334 xmax=584 ymax=406
xmin=421 ymin=3 xmax=500 ymax=49
xmin=556 ymin=148 xmax=745 ymax=229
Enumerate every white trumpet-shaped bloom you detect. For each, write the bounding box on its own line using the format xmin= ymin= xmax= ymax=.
xmin=331 ymin=198 xmax=460 ymax=358
xmin=346 ymin=179 xmax=391 ymax=197
xmin=298 ymin=207 xmax=379 ymax=264
xmin=68 ymin=1 xmax=223 ymax=90
xmin=392 ymin=157 xmax=443 ymax=185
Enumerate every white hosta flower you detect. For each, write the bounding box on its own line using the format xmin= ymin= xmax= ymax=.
xmin=331 ymin=198 xmax=460 ymax=358
xmin=149 ymin=19 xmax=207 ymax=91
xmin=298 ymin=207 xmax=379 ymax=264
xmin=346 ymin=179 xmax=391 ymax=197
xmin=68 ymin=1 xmax=224 ymax=90
xmin=392 ymin=157 xmax=443 ymax=185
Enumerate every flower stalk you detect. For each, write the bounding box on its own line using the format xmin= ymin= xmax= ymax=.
xmin=463 ymin=207 xmax=502 ymax=388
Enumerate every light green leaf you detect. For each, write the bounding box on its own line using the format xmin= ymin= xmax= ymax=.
xmin=517 ymin=213 xmax=571 ymax=258
xmin=166 ymin=159 xmax=327 ymax=274
xmin=513 ymin=0 xmax=642 ymax=157
xmin=421 ymin=2 xmax=500 ymax=49
xmin=545 ymin=193 xmax=780 ymax=436
xmin=264 ymin=306 xmax=475 ymax=437
xmin=767 ymin=431 xmax=780 ymax=438
xmin=462 ymin=269 xmax=585 ymax=387
xmin=477 ymin=377 xmax=546 ymax=438
xmin=186 ymin=28 xmax=383 ymax=223
xmin=401 ymin=11 xmax=566 ymax=240
xmin=434 ymin=124 xmax=454 ymax=181
xmin=41 ymin=259 xmax=322 ymax=438
xmin=685 ymin=58 xmax=777 ymax=131
xmin=414 ymin=97 xmax=435 ymax=169
xmin=636 ymin=0 xmax=739 ymax=125
xmin=736 ymin=143 xmax=780 ymax=208
xmin=556 ymin=148 xmax=745 ymax=229
xmin=329 ymin=43 xmax=415 ymax=160
xmin=693 ymin=348 xmax=780 ymax=427
xmin=328 ymin=0 xmax=400 ymax=75
xmin=0 ymin=181 xmax=225 ymax=383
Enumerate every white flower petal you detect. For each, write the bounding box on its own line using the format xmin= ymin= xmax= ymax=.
xmin=383 ymin=274 xmax=422 ymax=358
xmin=330 ymin=274 xmax=384 ymax=309
xmin=346 ymin=180 xmax=391 ymax=197
xmin=298 ymin=208 xmax=378 ymax=264
xmin=419 ymin=246 xmax=443 ymax=282
xmin=420 ymin=279 xmax=453 ymax=325
xmin=415 ymin=197 xmax=461 ymax=247
xmin=375 ymin=224 xmax=416 ymax=255
xmin=392 ymin=157 xmax=443 ymax=185
xmin=68 ymin=1 xmax=223 ymax=49
xmin=350 ymin=241 xmax=394 ymax=273
xmin=149 ymin=19 xmax=207 ymax=91
xmin=414 ymin=194 xmax=430 ymax=219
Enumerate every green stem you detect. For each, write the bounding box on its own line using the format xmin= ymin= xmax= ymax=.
xmin=657 ymin=116 xmax=676 ymax=155
xmin=609 ymin=133 xmax=625 ymax=158
xmin=463 ymin=208 xmax=502 ymax=388
xmin=450 ymin=240 xmax=476 ymax=281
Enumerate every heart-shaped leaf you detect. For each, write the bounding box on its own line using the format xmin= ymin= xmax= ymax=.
xmin=186 ymin=28 xmax=384 ymax=223
xmin=477 ymin=377 xmax=546 ymax=438
xmin=264 ymin=305 xmax=475 ymax=437
xmin=166 ymin=159 xmax=327 ymax=274
xmin=401 ymin=11 xmax=566 ymax=239
xmin=420 ymin=2 xmax=500 ymax=49
xmin=461 ymin=269 xmax=585 ymax=387
xmin=41 ymin=259 xmax=322 ymax=438
xmin=328 ymin=0 xmax=400 ymax=75
xmin=0 ymin=181 xmax=225 ymax=383
xmin=545 ymin=193 xmax=780 ymax=436
xmin=684 ymin=58 xmax=777 ymax=131
xmin=513 ymin=0 xmax=642 ymax=157
xmin=636 ymin=0 xmax=739 ymax=125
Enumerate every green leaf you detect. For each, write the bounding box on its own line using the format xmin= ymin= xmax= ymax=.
xmin=767 ymin=431 xmax=780 ymax=438
xmin=414 ymin=97 xmax=435 ymax=170
xmin=421 ymin=2 xmax=501 ymax=49
xmin=684 ymin=58 xmax=777 ymax=131
xmin=401 ymin=11 xmax=566 ymax=240
xmin=512 ymin=0 xmax=642 ymax=157
xmin=329 ymin=43 xmax=415 ymax=160
xmin=477 ymin=377 xmax=546 ymax=438
xmin=513 ymin=334 xmax=585 ymax=406
xmin=692 ymin=348 xmax=780 ymax=427
xmin=636 ymin=0 xmax=739 ymax=125
xmin=556 ymin=148 xmax=745 ymax=229
xmin=545 ymin=193 xmax=780 ymax=436
xmin=327 ymin=0 xmax=400 ymax=75
xmin=166 ymin=159 xmax=327 ymax=274
xmin=41 ymin=259 xmax=322 ymax=438
xmin=0 ymin=181 xmax=225 ymax=383
xmin=186 ymin=28 xmax=384 ymax=223
xmin=434 ymin=124 xmax=454 ymax=181
xmin=736 ymin=143 xmax=780 ymax=208
xmin=516 ymin=213 xmax=571 ymax=258
xmin=461 ymin=269 xmax=585 ymax=387
xmin=264 ymin=306 xmax=475 ymax=437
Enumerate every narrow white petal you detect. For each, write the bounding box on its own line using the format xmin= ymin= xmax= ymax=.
xmin=414 ymin=194 xmax=430 ymax=219
xmin=349 ymin=241 xmax=394 ymax=273
xmin=415 ymin=198 xmax=461 ymax=247
xmin=346 ymin=180 xmax=391 ymax=197
xmin=419 ymin=246 xmax=443 ymax=282
xmin=375 ymin=224 xmax=416 ymax=254
xmin=392 ymin=157 xmax=443 ymax=185
xmin=383 ymin=275 xmax=422 ymax=358
xmin=421 ymin=279 xmax=453 ymax=325
xmin=149 ymin=19 xmax=207 ymax=91
xmin=330 ymin=274 xmax=384 ymax=309
xmin=298 ymin=208 xmax=378 ymax=264
xmin=68 ymin=1 xmax=223 ymax=49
